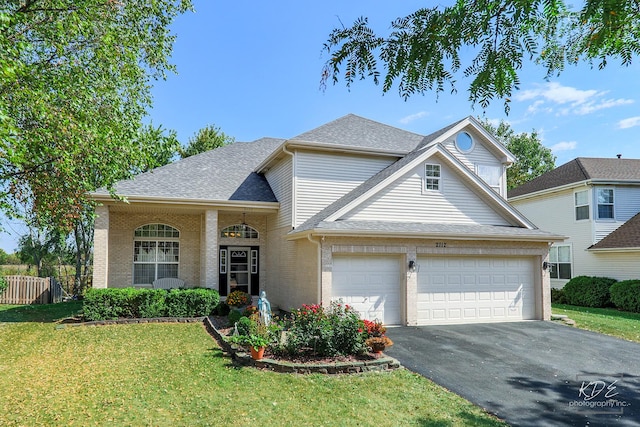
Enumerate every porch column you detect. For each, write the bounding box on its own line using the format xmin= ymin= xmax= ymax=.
xmin=201 ymin=209 xmax=218 ymax=289
xmin=92 ymin=205 xmax=109 ymax=289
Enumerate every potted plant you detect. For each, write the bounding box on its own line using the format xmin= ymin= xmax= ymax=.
xmin=363 ymin=319 xmax=393 ymax=354
xmin=228 ymin=313 xmax=271 ymax=360
xmin=226 ymin=290 xmax=251 ymax=308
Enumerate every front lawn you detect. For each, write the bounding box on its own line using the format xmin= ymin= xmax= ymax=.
xmin=0 ymin=303 xmax=505 ymax=427
xmin=552 ymin=303 xmax=640 ymax=343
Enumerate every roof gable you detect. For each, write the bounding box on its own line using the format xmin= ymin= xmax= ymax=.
xmin=509 ymin=157 xmax=640 ymax=199
xmin=294 ymin=143 xmax=535 ymax=234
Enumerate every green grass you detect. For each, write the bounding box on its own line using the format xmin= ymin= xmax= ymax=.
xmin=0 ymin=303 xmax=506 ymax=427
xmin=552 ymin=303 xmax=640 ymax=343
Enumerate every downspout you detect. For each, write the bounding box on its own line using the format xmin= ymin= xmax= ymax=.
xmin=307 ymin=233 xmax=322 ymax=304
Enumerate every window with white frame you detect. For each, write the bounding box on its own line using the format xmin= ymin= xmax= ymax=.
xmin=596 ymin=188 xmax=614 ymax=219
xmin=220 ymin=224 xmax=259 ymax=239
xmin=424 ymin=164 xmax=441 ymax=191
xmin=476 ymin=164 xmax=502 ymax=193
xmin=133 ymin=224 xmax=179 ymax=285
xmin=574 ymin=190 xmax=589 ymax=220
xmin=549 ymin=245 xmax=571 ymax=280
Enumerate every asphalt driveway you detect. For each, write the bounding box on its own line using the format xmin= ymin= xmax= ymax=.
xmin=385 ymin=322 xmax=640 ymax=427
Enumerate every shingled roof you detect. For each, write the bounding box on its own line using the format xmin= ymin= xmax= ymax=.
xmin=93 ymin=137 xmax=284 ymax=202
xmin=589 ymin=212 xmax=640 ymax=250
xmin=291 ymin=114 xmax=426 ymax=152
xmin=508 ymin=158 xmax=640 ymax=199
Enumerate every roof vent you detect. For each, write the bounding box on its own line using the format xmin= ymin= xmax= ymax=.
xmin=617 ymin=154 xmax=622 ymax=159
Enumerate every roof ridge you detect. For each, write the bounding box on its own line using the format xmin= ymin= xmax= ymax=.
xmin=574 ymin=158 xmax=591 ymax=180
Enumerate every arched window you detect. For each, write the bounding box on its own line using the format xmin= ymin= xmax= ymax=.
xmin=133 ymin=224 xmax=180 ymax=285
xmin=220 ymin=224 xmax=258 ymax=239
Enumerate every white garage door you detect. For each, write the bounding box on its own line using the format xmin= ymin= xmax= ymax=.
xmin=332 ymin=255 xmax=402 ymax=325
xmin=417 ymin=256 xmax=536 ymax=325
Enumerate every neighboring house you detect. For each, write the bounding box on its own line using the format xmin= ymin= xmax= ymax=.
xmin=91 ymin=114 xmax=562 ymax=325
xmin=509 ymin=157 xmax=640 ymax=288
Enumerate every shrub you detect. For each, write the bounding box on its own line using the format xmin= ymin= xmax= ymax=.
xmin=228 ymin=308 xmax=243 ymax=326
xmin=84 ymin=288 xmax=143 ymax=320
xmin=83 ymin=288 xmax=219 ymax=321
xmin=235 ymin=316 xmax=252 ymax=336
xmin=276 ymin=301 xmax=366 ymax=357
xmin=215 ymin=301 xmax=230 ymax=316
xmin=165 ymin=288 xmax=220 ymax=317
xmin=136 ymin=289 xmax=167 ymax=318
xmin=562 ymin=276 xmax=617 ymax=307
xmin=610 ymin=280 xmax=640 ymax=313
xmin=550 ymin=288 xmax=567 ymax=304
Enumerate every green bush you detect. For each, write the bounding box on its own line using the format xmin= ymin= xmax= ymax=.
xmin=275 ymin=301 xmax=366 ymax=357
xmin=83 ymin=288 xmax=219 ymax=321
xmin=136 ymin=289 xmax=167 ymax=318
xmin=235 ymin=316 xmax=252 ymax=336
xmin=83 ymin=288 xmax=143 ymax=320
xmin=0 ymin=276 xmax=7 ymax=295
xmin=610 ymin=280 xmax=640 ymax=313
xmin=550 ymin=288 xmax=567 ymax=304
xmin=164 ymin=288 xmax=220 ymax=317
xmin=562 ymin=276 xmax=617 ymax=308
xmin=215 ymin=301 xmax=230 ymax=316
xmin=228 ymin=308 xmax=243 ymax=326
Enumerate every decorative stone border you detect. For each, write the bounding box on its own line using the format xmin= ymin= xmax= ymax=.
xmin=55 ymin=316 xmax=402 ymax=374
xmin=203 ymin=316 xmax=401 ymax=375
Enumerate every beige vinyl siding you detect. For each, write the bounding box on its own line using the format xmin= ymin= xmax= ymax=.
xmin=610 ymin=186 xmax=640 ymax=220
xmin=584 ymin=252 xmax=640 ymax=280
xmin=295 ymin=151 xmax=396 ymax=226
xmin=265 ymin=155 xmax=293 ymax=229
xmin=511 ymin=188 xmax=594 ymax=287
xmin=343 ymin=160 xmax=511 ymax=225
xmin=592 ymin=185 xmax=640 ymax=243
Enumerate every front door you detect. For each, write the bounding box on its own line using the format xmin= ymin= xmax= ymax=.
xmin=228 ymin=247 xmax=250 ymax=294
xmin=219 ymin=246 xmax=259 ymax=297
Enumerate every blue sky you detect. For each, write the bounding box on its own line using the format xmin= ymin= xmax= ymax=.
xmin=1 ymin=0 xmax=639 ymax=253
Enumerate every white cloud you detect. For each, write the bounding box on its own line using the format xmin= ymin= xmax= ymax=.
xmin=399 ymin=111 xmax=429 ymax=124
xmin=549 ymin=141 xmax=577 ymax=152
xmin=515 ymin=82 xmax=634 ymax=116
xmin=618 ymin=116 xmax=640 ymax=129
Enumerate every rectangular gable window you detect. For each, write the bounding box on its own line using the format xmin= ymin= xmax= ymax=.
xmin=549 ymin=245 xmax=572 ymax=280
xmin=574 ymin=190 xmax=589 ymax=220
xmin=425 ymin=164 xmax=441 ymax=191
xmin=597 ymin=188 xmax=614 ymax=219
xmin=476 ymin=164 xmax=502 ymax=193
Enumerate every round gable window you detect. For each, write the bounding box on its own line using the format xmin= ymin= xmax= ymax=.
xmin=455 ymin=131 xmax=474 ymax=153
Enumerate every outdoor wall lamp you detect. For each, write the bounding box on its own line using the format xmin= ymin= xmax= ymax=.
xmin=542 ymin=261 xmax=549 ymax=270
xmin=408 ymin=260 xmax=416 ymax=272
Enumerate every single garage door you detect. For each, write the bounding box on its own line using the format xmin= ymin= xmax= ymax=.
xmin=332 ymin=255 xmax=402 ymax=325
xmin=417 ymin=256 xmax=536 ymax=325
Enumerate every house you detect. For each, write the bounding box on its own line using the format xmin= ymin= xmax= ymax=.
xmin=91 ymin=114 xmax=563 ymax=325
xmin=509 ymin=157 xmax=640 ymax=288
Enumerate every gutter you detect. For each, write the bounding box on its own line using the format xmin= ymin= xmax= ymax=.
xmin=90 ymin=194 xmax=280 ymax=211
xmin=287 ymin=228 xmax=566 ymax=243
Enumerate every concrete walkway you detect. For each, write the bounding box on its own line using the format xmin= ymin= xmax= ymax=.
xmin=385 ymin=322 xmax=640 ymax=427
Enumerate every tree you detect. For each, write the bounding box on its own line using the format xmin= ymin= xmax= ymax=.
xmin=322 ymin=0 xmax=640 ymax=111
xmin=137 ymin=124 xmax=181 ymax=172
xmin=180 ymin=125 xmax=235 ymax=158
xmin=17 ymin=226 xmax=64 ymax=277
xmin=480 ymin=118 xmax=556 ymax=189
xmin=0 ymin=0 xmax=193 ymax=230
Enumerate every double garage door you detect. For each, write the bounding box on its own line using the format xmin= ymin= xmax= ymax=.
xmin=332 ymin=255 xmax=536 ymax=325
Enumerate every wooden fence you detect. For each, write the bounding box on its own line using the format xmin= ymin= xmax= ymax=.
xmin=0 ymin=276 xmax=63 ymax=305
